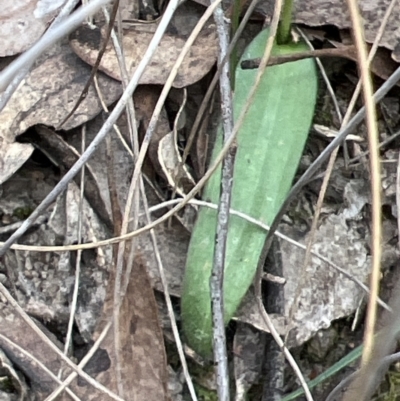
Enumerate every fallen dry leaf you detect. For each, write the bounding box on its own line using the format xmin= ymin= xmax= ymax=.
xmin=0 ymin=38 xmax=121 ymax=185
xmin=92 ymin=255 xmax=168 ymax=401
xmin=0 ymin=141 xmax=34 ymax=185
xmin=70 ymin=1 xmax=218 ymax=88
xmin=0 ymin=0 xmax=62 ymax=56
xmin=0 ymin=295 xmax=135 ymax=400
xmin=292 ymin=0 xmax=400 ymax=61
xmin=192 ymin=0 xmax=400 ymax=63
xmin=0 ymin=299 xmax=74 ymax=398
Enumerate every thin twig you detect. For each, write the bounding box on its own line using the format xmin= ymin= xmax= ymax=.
xmin=297 ymin=29 xmax=343 ymax=125
xmin=210 ymin=3 xmax=235 ymax=400
xmin=240 ymin=46 xmax=356 ymax=69
xmin=62 ymin=125 xmax=86 ymax=363
xmin=261 ymin=239 xmax=285 ymax=401
xmin=255 ymin=289 xmax=314 ymax=401
xmin=102 ymin=4 xmax=142 ymax=397
xmin=346 ymin=0 xmax=381 ymax=370
xmin=57 ymin=0 xmax=120 ymax=129
xmin=103 ymin=4 xmax=139 ymax=160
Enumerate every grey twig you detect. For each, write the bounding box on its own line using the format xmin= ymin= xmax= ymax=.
xmin=210 ymin=5 xmax=235 ymax=401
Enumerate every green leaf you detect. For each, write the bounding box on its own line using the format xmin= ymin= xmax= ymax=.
xmin=181 ymin=29 xmax=318 ymax=358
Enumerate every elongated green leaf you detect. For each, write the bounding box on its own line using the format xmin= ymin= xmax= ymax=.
xmin=181 ymin=29 xmax=318 ymax=357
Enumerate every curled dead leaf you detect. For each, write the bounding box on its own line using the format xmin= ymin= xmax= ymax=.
xmin=158 ymin=131 xmax=196 ymax=196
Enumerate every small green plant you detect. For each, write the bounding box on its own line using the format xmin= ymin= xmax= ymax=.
xmin=13 ymin=206 xmax=33 ymax=220
xmin=181 ymin=25 xmax=318 ymax=357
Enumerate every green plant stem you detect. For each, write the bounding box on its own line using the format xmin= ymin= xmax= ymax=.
xmin=277 ymin=0 xmax=293 ymax=45
xmin=229 ymin=0 xmax=241 ymax=89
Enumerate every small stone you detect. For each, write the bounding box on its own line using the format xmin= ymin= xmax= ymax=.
xmin=307 ymin=326 xmax=338 ymax=362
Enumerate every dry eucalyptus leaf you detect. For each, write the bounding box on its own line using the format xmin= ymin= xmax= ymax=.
xmin=265 ymin=0 xmax=400 ymax=61
xmin=70 ymin=1 xmax=218 ymax=88
xmin=0 ymin=301 xmax=73 ymax=398
xmin=93 ymin=257 xmax=168 ymax=401
xmin=292 ymin=0 xmax=400 ymax=61
xmin=0 ymin=0 xmax=61 ymax=56
xmin=0 ymin=298 xmax=130 ymax=400
xmin=192 ymin=0 xmax=400 ymax=62
xmin=0 ymin=38 xmax=121 ymax=185
xmin=0 ymin=142 xmax=34 ymax=185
